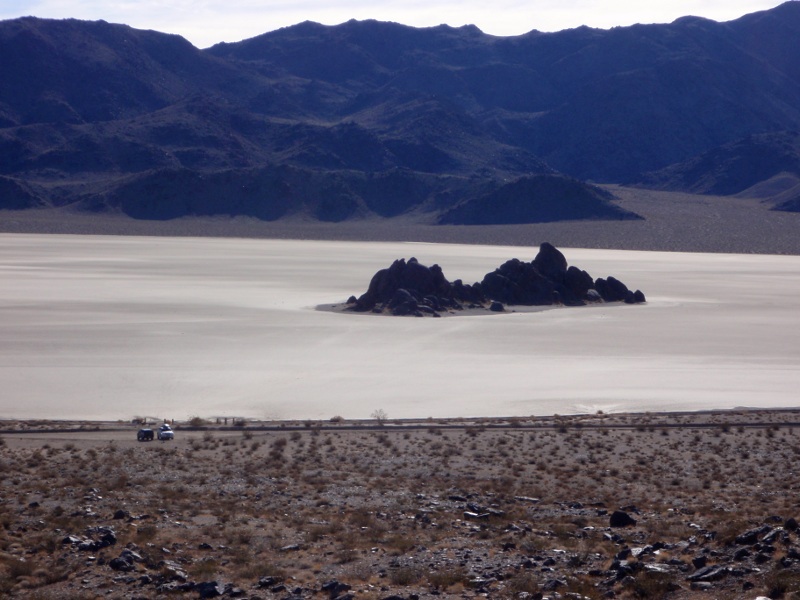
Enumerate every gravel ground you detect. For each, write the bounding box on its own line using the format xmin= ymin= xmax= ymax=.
xmin=2 ymin=186 xmax=800 ymax=254
xmin=2 ymin=410 xmax=800 ymax=599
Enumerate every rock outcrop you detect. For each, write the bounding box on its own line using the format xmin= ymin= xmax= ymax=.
xmin=348 ymin=242 xmax=646 ymax=316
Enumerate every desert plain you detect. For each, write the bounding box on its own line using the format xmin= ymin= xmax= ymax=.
xmin=3 ymin=411 xmax=800 ymax=600
xmin=3 ymin=190 xmax=800 ymax=599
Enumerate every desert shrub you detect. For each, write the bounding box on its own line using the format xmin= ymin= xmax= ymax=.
xmin=713 ymin=518 xmax=752 ymax=546
xmin=3 ymin=555 xmax=36 ymax=579
xmin=335 ymin=548 xmax=358 ymax=564
xmin=766 ymin=569 xmax=800 ymax=598
xmin=385 ymin=534 xmax=415 ymax=555
xmin=506 ymin=572 xmax=539 ymax=594
xmin=190 ymin=558 xmax=219 ymax=579
xmin=428 ymin=566 xmax=468 ymax=589
xmin=344 ymin=561 xmax=373 ymax=582
xmin=389 ymin=566 xmax=423 ymax=586
xmin=189 ymin=416 xmax=207 ymax=427
xmin=371 ymin=409 xmax=388 ymax=424
xmin=631 ymin=570 xmax=679 ymax=599
xmin=135 ymin=524 xmax=158 ymax=542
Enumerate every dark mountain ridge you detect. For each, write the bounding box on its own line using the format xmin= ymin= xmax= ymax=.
xmin=2 ymin=4 xmax=800 ymax=221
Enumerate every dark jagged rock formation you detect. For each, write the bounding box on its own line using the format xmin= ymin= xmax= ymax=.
xmin=351 ymin=257 xmax=485 ymax=316
xmin=348 ymin=242 xmax=645 ymax=316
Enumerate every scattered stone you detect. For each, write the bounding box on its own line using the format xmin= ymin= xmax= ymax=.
xmin=690 ymin=581 xmax=714 ymax=591
xmin=160 ymin=560 xmax=188 ymax=581
xmin=196 ymin=581 xmax=224 ymax=598
xmin=735 ymin=526 xmax=772 ymax=545
xmin=734 ymin=548 xmax=751 ymax=561
xmin=464 ymin=511 xmax=490 ymax=520
xmin=692 ymin=556 xmax=708 ymax=569
xmin=514 ymin=496 xmax=540 ymax=504
xmin=687 ymin=565 xmax=729 ymax=582
xmin=322 ymin=580 xmax=352 ymax=598
xmin=109 ymin=556 xmax=134 ymax=571
xmin=258 ymin=576 xmax=282 ymax=588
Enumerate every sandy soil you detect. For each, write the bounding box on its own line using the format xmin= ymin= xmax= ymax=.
xmin=2 ymin=410 xmax=800 ymax=599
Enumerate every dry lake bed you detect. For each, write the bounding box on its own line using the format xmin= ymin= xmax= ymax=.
xmin=1 ymin=233 xmax=799 ymax=422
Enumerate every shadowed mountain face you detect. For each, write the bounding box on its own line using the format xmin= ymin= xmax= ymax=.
xmin=2 ymin=4 xmax=800 ymax=222
xmin=635 ymin=131 xmax=800 ymax=211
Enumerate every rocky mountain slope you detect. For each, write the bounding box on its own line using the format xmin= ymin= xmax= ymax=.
xmin=636 ymin=131 xmax=800 ymax=211
xmin=1 ymin=3 xmax=800 ymax=222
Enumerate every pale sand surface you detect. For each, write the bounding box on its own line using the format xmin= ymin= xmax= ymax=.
xmin=1 ymin=233 xmax=799 ymax=421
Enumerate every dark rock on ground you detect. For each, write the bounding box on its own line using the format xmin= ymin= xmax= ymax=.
xmin=687 ymin=565 xmax=729 ymax=582
xmin=609 ymin=510 xmax=637 ymax=528
xmin=196 ymin=581 xmax=225 ymax=598
xmin=735 ymin=525 xmax=772 ymax=545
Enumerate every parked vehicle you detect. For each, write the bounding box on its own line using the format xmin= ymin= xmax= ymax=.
xmin=137 ymin=428 xmax=154 ymax=441
xmin=158 ymin=424 xmax=174 ymax=440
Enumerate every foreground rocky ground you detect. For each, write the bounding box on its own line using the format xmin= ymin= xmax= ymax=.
xmin=2 ymin=410 xmax=800 ymax=599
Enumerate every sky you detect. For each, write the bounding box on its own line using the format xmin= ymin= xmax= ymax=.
xmin=0 ymin=1 xmax=790 ymax=48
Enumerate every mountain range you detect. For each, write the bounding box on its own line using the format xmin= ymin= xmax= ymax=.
xmin=1 ymin=2 xmax=800 ymax=223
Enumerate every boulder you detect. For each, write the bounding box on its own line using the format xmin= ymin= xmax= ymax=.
xmin=389 ymin=288 xmax=418 ymax=316
xmin=196 ymin=581 xmax=224 ymax=598
xmin=609 ymin=510 xmax=637 ymax=528
xmin=322 ymin=580 xmax=352 ymax=598
xmin=595 ymin=276 xmax=630 ymax=302
xmin=735 ymin=525 xmax=772 ymax=545
xmin=480 ymin=258 xmax=556 ymax=305
xmin=564 ymin=265 xmax=594 ymax=300
xmin=354 ymin=257 xmax=452 ymax=312
xmin=532 ymin=242 xmax=568 ymax=282
xmin=109 ymin=556 xmax=135 ymax=571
